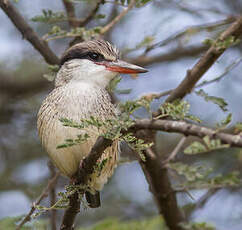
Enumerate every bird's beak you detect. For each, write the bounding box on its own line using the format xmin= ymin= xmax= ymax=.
xmin=100 ymin=59 xmax=148 ymax=74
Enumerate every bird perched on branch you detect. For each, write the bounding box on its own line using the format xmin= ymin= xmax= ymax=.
xmin=37 ymin=40 xmax=147 ymax=208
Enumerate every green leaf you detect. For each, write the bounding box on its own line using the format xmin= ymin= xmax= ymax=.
xmin=107 ymin=76 xmax=122 ymax=93
xmin=216 ymin=113 xmax=232 ymax=129
xmin=235 ymin=122 xmax=242 ymax=132
xmin=158 ymin=100 xmax=201 ymax=122
xmin=95 ymin=14 xmax=106 ymax=19
xmin=195 ymin=89 xmax=228 ymax=112
xmin=184 ymin=141 xmax=207 ymax=154
xmin=169 ymin=162 xmax=211 ymax=182
xmin=184 ymin=136 xmax=229 ymax=155
xmin=31 ymin=9 xmax=66 ymax=24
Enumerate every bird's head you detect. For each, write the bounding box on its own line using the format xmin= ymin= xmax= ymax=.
xmin=55 ymin=40 xmax=148 ymax=88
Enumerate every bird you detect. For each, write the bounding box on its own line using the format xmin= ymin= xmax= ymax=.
xmin=37 ymin=40 xmax=147 ymax=208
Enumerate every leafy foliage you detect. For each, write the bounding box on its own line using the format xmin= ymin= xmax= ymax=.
xmin=43 ymin=26 xmax=101 ymax=41
xmin=32 ymin=9 xmax=66 ymax=24
xmin=107 ymin=76 xmax=132 ymax=95
xmin=216 ymin=113 xmax=232 ymax=129
xmin=203 ymin=35 xmax=240 ymax=50
xmin=169 ymin=162 xmax=212 ymax=182
xmin=32 ymin=184 xmax=87 ymax=218
xmin=158 ymin=100 xmax=201 ymax=122
xmin=170 ymin=162 xmax=241 ymax=190
xmin=196 ymin=89 xmax=228 ymax=112
xmin=184 ymin=136 xmax=230 ymax=154
xmin=57 ymin=133 xmax=90 ymax=149
xmin=180 ymin=221 xmax=215 ymax=230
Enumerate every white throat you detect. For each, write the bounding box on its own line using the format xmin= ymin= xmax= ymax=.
xmin=55 ymin=59 xmax=118 ymax=89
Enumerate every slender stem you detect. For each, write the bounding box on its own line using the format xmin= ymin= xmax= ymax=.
xmin=100 ymin=0 xmax=136 ymax=34
xmin=16 ymin=172 xmax=60 ymax=230
xmin=162 ymin=136 xmax=187 ymax=165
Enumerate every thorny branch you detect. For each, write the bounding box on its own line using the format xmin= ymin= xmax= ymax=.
xmin=0 ymin=0 xmax=60 ymax=65
xmin=16 ymin=172 xmax=60 ymax=230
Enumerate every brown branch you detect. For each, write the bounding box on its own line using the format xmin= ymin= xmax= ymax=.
xmin=60 ymin=136 xmax=113 ymax=230
xmin=162 ymin=136 xmax=187 ymax=165
xmin=79 ymin=0 xmax=103 ymax=27
xmin=145 ymin=16 xmax=236 ymax=54
xmin=100 ymin=0 xmax=136 ymax=35
xmin=0 ymin=0 xmax=60 ymax=65
xmin=76 ymin=136 xmax=113 ymax=184
xmin=127 ymin=44 xmax=207 ymax=66
xmin=139 ymin=148 xmax=185 ymax=230
xmin=62 ymin=0 xmax=79 ymax=28
xmin=16 ymin=172 xmax=60 ymax=230
xmin=164 ymin=15 xmax=242 ymax=104
xmin=131 ymin=119 xmax=242 ymax=147
xmin=60 ymin=190 xmax=80 ymax=230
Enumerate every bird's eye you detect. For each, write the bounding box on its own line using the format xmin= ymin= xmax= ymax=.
xmin=88 ymin=52 xmax=102 ymax=62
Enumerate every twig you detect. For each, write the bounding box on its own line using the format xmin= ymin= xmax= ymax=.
xmin=16 ymin=172 xmax=60 ymax=230
xmin=195 ymin=56 xmax=242 ymax=88
xmin=162 ymin=136 xmax=187 ymax=165
xmin=128 ymin=44 xmax=207 ymax=66
xmin=193 ymin=188 xmax=218 ymax=211
xmin=145 ymin=16 xmax=236 ymax=54
xmin=48 ymin=162 xmax=58 ymax=230
xmin=79 ymin=0 xmax=103 ymax=27
xmin=0 ymin=0 xmax=60 ymax=65
xmin=164 ymin=16 xmax=242 ymax=104
xmin=100 ymin=0 xmax=136 ymax=35
xmin=62 ymin=0 xmax=79 ymax=28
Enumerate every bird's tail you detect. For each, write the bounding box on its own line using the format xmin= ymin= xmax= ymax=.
xmin=85 ymin=191 xmax=101 ymax=208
